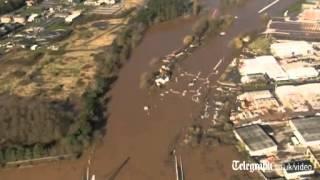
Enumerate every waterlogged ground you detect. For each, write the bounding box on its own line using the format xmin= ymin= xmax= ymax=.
xmin=0 ymin=0 xmax=296 ymax=179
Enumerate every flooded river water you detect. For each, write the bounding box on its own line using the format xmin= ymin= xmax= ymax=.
xmin=0 ymin=0 xmax=296 ymax=180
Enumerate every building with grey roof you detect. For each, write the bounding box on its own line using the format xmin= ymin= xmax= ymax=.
xmin=234 ymin=124 xmax=277 ymax=156
xmin=290 ymin=117 xmax=320 ymax=146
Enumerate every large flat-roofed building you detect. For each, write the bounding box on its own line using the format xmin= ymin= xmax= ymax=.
xmin=270 ymin=41 xmax=313 ymax=59
xmin=281 ymin=64 xmax=318 ymax=80
xmin=299 ymin=9 xmax=320 ymax=22
xmin=265 ymin=19 xmax=320 ymax=40
xmin=239 ymin=56 xmax=288 ymax=81
xmin=231 ymin=90 xmax=283 ymax=124
xmin=234 ymin=124 xmax=277 ymax=156
xmin=290 ymin=117 xmax=320 ymax=146
xmin=275 ymin=84 xmax=320 ymax=112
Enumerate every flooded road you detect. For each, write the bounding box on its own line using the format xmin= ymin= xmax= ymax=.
xmin=0 ymin=0 xmax=296 ymax=180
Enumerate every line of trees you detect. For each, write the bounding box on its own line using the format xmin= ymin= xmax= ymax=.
xmin=0 ymin=94 xmax=89 ymax=166
xmin=0 ymin=144 xmax=46 ymax=165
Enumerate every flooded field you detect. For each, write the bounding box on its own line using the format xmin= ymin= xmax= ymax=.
xmin=0 ymin=0 xmax=297 ymax=180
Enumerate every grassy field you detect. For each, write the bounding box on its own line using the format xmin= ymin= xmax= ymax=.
xmin=0 ymin=0 xmax=145 ymax=165
xmin=0 ymin=15 xmax=127 ymax=101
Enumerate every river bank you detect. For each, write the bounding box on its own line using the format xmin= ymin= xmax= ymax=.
xmin=0 ymin=0 xmax=297 ymax=179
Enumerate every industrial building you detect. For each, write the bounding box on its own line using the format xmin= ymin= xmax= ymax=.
xmin=265 ymin=19 xmax=320 ymax=40
xmin=280 ymin=64 xmax=318 ymax=80
xmin=239 ymin=56 xmax=288 ymax=81
xmin=289 ymin=117 xmax=320 ymax=146
xmin=275 ymin=84 xmax=320 ymax=112
xmin=231 ymin=90 xmax=283 ymax=124
xmin=234 ymin=124 xmax=277 ymax=156
xmin=270 ymin=41 xmax=313 ymax=59
xmin=299 ymin=9 xmax=320 ymax=22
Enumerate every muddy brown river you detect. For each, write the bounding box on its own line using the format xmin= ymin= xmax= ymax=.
xmin=0 ymin=0 xmax=296 ymax=179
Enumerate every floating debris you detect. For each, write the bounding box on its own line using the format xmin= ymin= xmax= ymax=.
xmin=143 ymin=106 xmax=150 ymax=111
xmin=220 ymin=32 xmax=226 ymax=36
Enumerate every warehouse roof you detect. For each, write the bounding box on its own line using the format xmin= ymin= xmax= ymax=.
xmin=239 ymin=56 xmax=288 ymax=81
xmin=266 ymin=20 xmax=320 ymax=40
xmin=276 ymin=84 xmax=320 ymax=112
xmin=299 ymin=9 xmax=320 ymax=21
xmin=291 ymin=117 xmax=320 ymax=143
xmin=284 ymin=66 xmax=318 ymax=80
xmin=235 ymin=124 xmax=277 ymax=151
xmin=270 ymin=41 xmax=313 ymax=58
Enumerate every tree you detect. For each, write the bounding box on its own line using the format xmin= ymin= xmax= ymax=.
xmin=15 ymin=146 xmax=25 ymax=160
xmin=24 ymin=148 xmax=33 ymax=160
xmin=4 ymin=148 xmax=16 ymax=162
xmin=183 ymin=35 xmax=194 ymax=46
xmin=0 ymin=150 xmax=4 ymax=164
xmin=192 ymin=17 xmax=209 ymax=38
xmin=33 ymin=144 xmax=44 ymax=159
xmin=192 ymin=0 xmax=200 ymax=15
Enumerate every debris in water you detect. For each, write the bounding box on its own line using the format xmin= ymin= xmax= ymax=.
xmin=144 ymin=106 xmax=150 ymax=111
xmin=182 ymin=90 xmax=187 ymax=97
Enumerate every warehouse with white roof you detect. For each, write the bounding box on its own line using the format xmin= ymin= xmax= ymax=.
xmin=284 ymin=66 xmax=319 ymax=80
xmin=275 ymin=84 xmax=320 ymax=112
xmin=270 ymin=41 xmax=313 ymax=59
xmin=239 ymin=56 xmax=288 ymax=81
